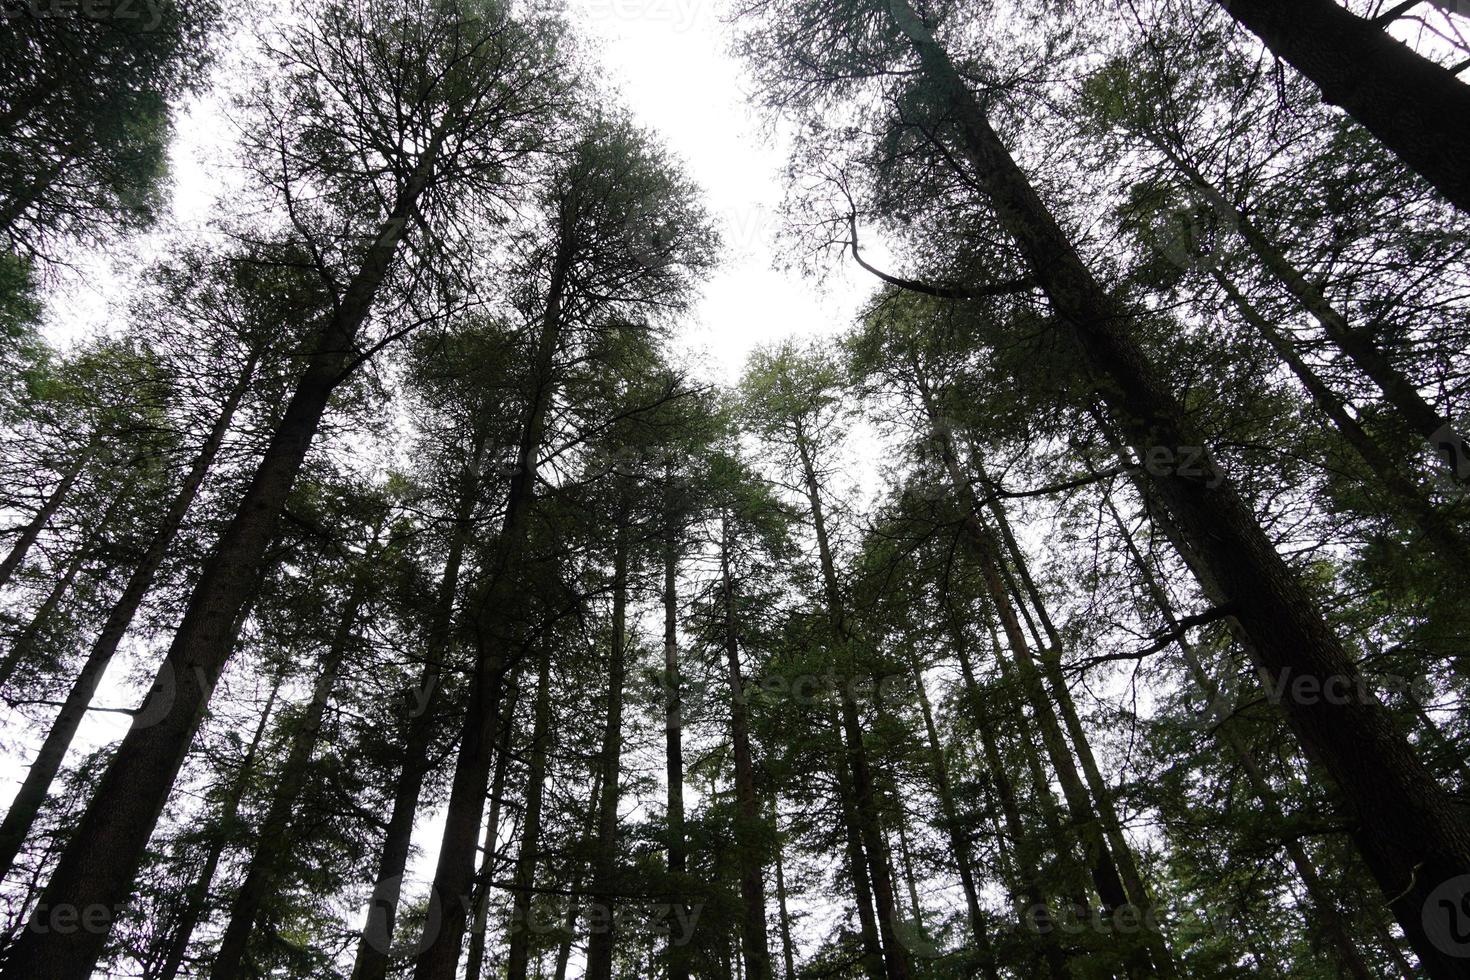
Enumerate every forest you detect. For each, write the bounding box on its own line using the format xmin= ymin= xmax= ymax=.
xmin=2 ymin=0 xmax=1470 ymax=977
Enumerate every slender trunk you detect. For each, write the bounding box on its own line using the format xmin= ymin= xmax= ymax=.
xmin=792 ymin=427 xmax=912 ymax=980
xmin=465 ymin=678 xmax=523 ymax=980
xmin=1208 ymin=0 xmax=1470 ymax=217
xmin=910 ymin=665 xmax=999 ymax=980
xmin=951 ymin=619 xmax=1072 ymax=980
xmin=1211 ymin=268 xmax=1470 ymax=577
xmin=830 ymin=711 xmax=886 ymax=980
xmin=772 ymin=801 xmax=797 ymax=980
xmin=0 ymin=441 xmax=91 ymax=594
xmin=0 ymin=135 xmax=441 ymax=980
xmin=585 ymin=522 xmax=630 ymax=980
xmin=552 ymin=769 xmax=603 ymax=980
xmin=505 ymin=649 xmax=553 ymax=980
xmin=662 ymin=483 xmax=691 ymax=980
xmin=893 ymin=819 xmax=923 ymax=936
xmin=885 ymin=9 xmax=1470 ymax=973
xmin=210 ymin=565 xmax=372 ymax=980
xmin=964 ymin=448 xmax=1176 ymax=976
xmin=1157 ymin=142 xmax=1467 ymax=481
xmin=351 ymin=422 xmax=488 ymax=980
xmin=0 ymin=351 xmax=259 ymax=878
xmin=151 ymin=668 xmax=285 ymax=980
xmin=721 ymin=511 xmax=772 ymax=980
xmin=0 ymin=505 xmax=102 ymax=687
xmin=411 ymin=221 xmax=573 ymax=980
xmin=1103 ymin=492 xmax=1376 ymax=980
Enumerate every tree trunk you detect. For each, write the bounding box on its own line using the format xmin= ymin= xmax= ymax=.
xmin=949 ymin=617 xmax=1073 ymax=980
xmin=465 ymin=677 xmax=523 ymax=980
xmin=884 ymin=8 xmax=1470 ymax=973
xmin=585 ymin=522 xmax=631 ymax=980
xmin=772 ymin=800 xmax=798 ymax=980
xmin=0 ymin=136 xmax=441 ymax=980
xmin=1210 ymin=267 xmax=1470 ymax=578
xmin=1156 ymin=142 xmax=1467 ymax=482
xmin=552 ymin=768 xmax=603 ymax=980
xmin=505 ymin=648 xmax=553 ymax=980
xmin=0 ymin=350 xmax=259 ymax=878
xmin=210 ymin=563 xmax=372 ymax=980
xmin=411 ymin=220 xmax=573 ymax=980
xmin=792 ymin=427 xmax=912 ymax=980
xmin=351 ymin=422 xmax=488 ymax=980
xmin=830 ymin=708 xmax=886 ymax=980
xmin=1208 ymin=0 xmax=1470 ymax=217
xmin=663 ymin=487 xmax=691 ymax=980
xmin=721 ymin=510 xmax=773 ymax=980
xmin=1103 ymin=490 xmax=1377 ymax=980
xmin=0 ymin=492 xmax=113 ymax=688
xmin=150 ymin=667 xmax=284 ymax=980
xmin=0 ymin=440 xmax=91 ymax=594
xmin=910 ymin=664 xmax=999 ymax=980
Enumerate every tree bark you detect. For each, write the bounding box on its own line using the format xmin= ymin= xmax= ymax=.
xmin=0 ymin=350 xmax=259 ymax=878
xmin=772 ymin=800 xmax=798 ymax=980
xmin=552 ymin=768 xmax=603 ymax=980
xmin=210 ymin=563 xmax=373 ymax=980
xmin=0 ymin=133 xmax=442 ymax=980
xmin=884 ymin=7 xmax=1470 ymax=972
xmin=1208 ymin=0 xmax=1470 ymax=217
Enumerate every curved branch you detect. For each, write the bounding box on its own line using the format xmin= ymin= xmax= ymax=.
xmin=846 ymin=210 xmax=1033 ymax=299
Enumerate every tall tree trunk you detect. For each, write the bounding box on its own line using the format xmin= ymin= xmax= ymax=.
xmin=150 ymin=667 xmax=285 ymax=980
xmin=1210 ymin=267 xmax=1470 ymax=577
xmin=721 ymin=510 xmax=773 ymax=980
xmin=411 ymin=223 xmax=573 ymax=980
xmin=0 ymin=492 xmax=114 ymax=687
xmin=1208 ymin=0 xmax=1470 ymax=217
xmin=505 ymin=647 xmax=553 ymax=980
xmin=1156 ymin=142 xmax=1467 ymax=481
xmin=465 ymin=677 xmax=524 ymax=980
xmin=585 ymin=522 xmax=631 ymax=980
xmin=949 ymin=617 xmax=1072 ymax=980
xmin=0 ymin=440 xmax=91 ymax=594
xmin=210 ymin=563 xmax=373 ymax=980
xmin=351 ymin=421 xmax=488 ymax=980
xmin=552 ymin=768 xmax=603 ymax=980
xmin=884 ymin=8 xmax=1470 ymax=972
xmin=830 ymin=708 xmax=886 ymax=980
xmin=772 ymin=800 xmax=798 ymax=980
xmin=0 ymin=350 xmax=259 ymax=878
xmin=965 ymin=448 xmax=1176 ymax=976
xmin=0 ymin=135 xmax=443 ymax=980
xmin=1102 ymin=490 xmax=1377 ymax=980
xmin=909 ymin=664 xmax=999 ymax=980
xmin=792 ymin=426 xmax=912 ymax=980
xmin=663 ymin=487 xmax=691 ymax=980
